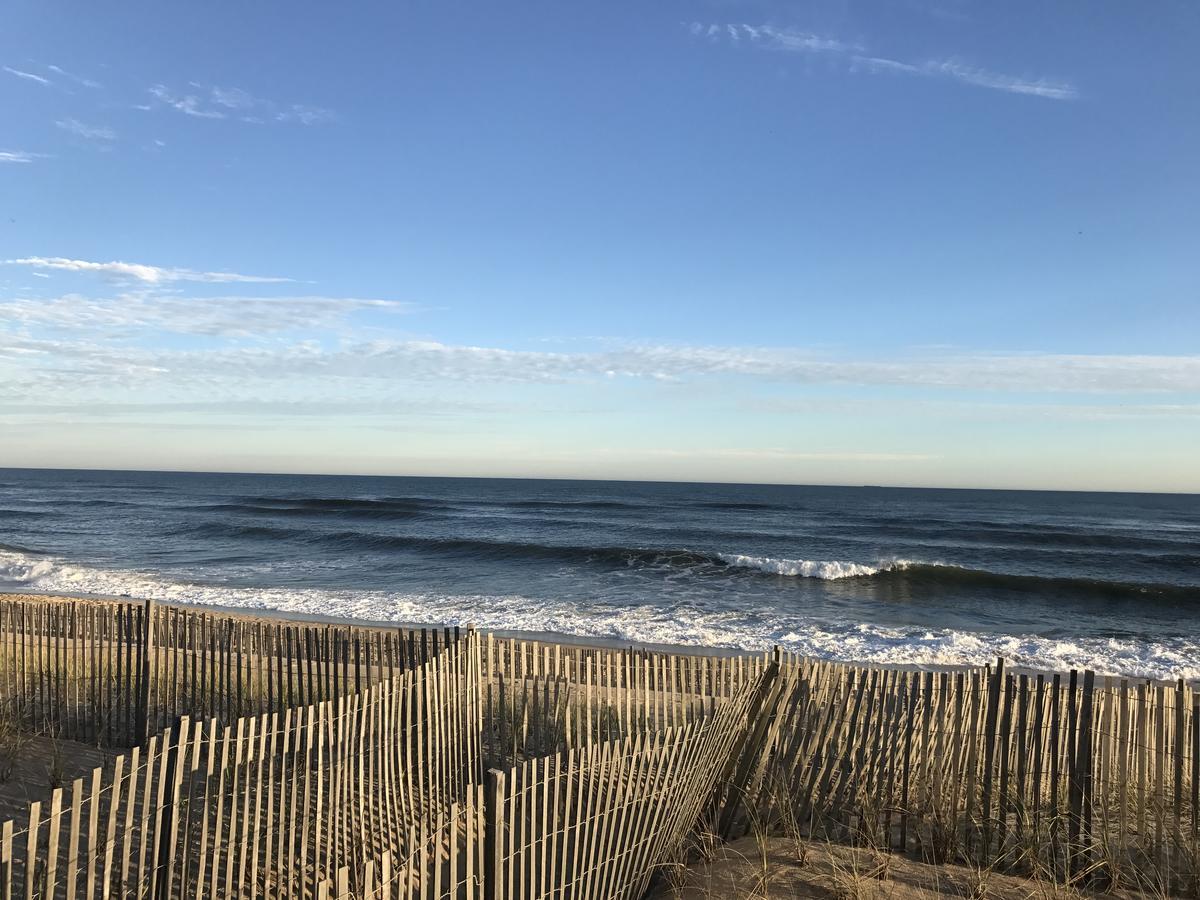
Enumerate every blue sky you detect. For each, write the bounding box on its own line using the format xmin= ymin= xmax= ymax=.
xmin=1 ymin=0 xmax=1198 ymax=491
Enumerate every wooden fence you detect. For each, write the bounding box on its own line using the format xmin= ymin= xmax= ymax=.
xmin=0 ymin=597 xmax=464 ymax=747
xmin=0 ymin=595 xmax=1196 ymax=896
xmin=480 ymin=634 xmax=767 ymax=768
xmin=0 ymin=632 xmax=481 ymax=899
xmin=486 ymin=691 xmax=756 ymax=900
xmin=729 ymin=655 xmax=1200 ymax=889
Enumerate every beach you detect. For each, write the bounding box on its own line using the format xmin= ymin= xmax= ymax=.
xmin=2 ymin=468 xmax=1198 ymax=681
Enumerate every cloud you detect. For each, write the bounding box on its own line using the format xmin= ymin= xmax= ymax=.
xmin=853 ymin=55 xmax=1077 ymax=100
xmin=2 ymin=293 xmax=412 ymax=337
xmin=3 ymin=65 xmax=51 ymax=85
xmin=640 ymin=448 xmax=938 ymax=462
xmin=693 ymin=23 xmax=851 ymax=54
xmin=148 ymin=84 xmax=226 ymax=119
xmin=3 ymin=311 xmax=1200 ymax=444
xmin=3 ymin=291 xmax=1199 ymax=396
xmin=147 ymin=83 xmax=334 ymax=125
xmin=210 ymin=86 xmax=257 ymax=109
xmin=55 ymin=119 xmax=117 ymax=141
xmin=276 ymin=104 xmax=336 ymax=125
xmin=45 ymin=64 xmax=101 ymax=89
xmin=0 ymin=150 xmax=42 ymax=164
xmin=691 ymin=22 xmax=1077 ymax=100
xmin=17 ymin=338 xmax=1191 ymax=395
xmin=3 ymin=267 xmax=1198 ymax=423
xmin=0 ymin=398 xmax=493 ymax=419
xmin=6 ymin=256 xmax=293 ymax=284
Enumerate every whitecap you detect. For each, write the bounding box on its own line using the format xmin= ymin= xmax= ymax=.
xmin=716 ymin=553 xmax=913 ymax=580
xmin=2 ymin=549 xmax=1196 ymax=681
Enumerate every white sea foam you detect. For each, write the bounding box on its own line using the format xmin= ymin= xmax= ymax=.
xmin=716 ymin=554 xmax=913 ymax=579
xmin=2 ymin=549 xmax=1197 ymax=681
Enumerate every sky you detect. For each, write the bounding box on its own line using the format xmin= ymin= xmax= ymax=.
xmin=1 ymin=0 xmax=1198 ymax=492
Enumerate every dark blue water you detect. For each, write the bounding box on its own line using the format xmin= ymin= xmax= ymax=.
xmin=1 ymin=468 xmax=1197 ymax=678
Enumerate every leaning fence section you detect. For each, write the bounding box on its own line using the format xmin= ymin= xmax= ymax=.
xmin=0 ymin=632 xmax=482 ymax=899
xmin=486 ymin=691 xmax=755 ymax=900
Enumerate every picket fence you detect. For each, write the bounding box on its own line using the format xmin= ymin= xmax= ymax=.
xmin=0 ymin=595 xmax=1196 ymax=897
xmin=0 ymin=597 xmax=463 ymax=747
xmin=0 ymin=632 xmax=481 ymax=899
xmin=725 ymin=655 xmax=1200 ymax=888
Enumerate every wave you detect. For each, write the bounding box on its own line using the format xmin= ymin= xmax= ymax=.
xmin=299 ymin=533 xmax=917 ymax=581
xmin=175 ymin=522 xmax=312 ymax=541
xmin=225 ymin=496 xmax=451 ymax=513
xmin=710 ymin=554 xmax=1198 ymax=601
xmin=166 ymin=511 xmax=1200 ymax=573
xmin=142 ymin=520 xmax=1200 ymax=598
xmin=1 ymin=547 xmax=1196 ymax=680
xmin=694 ymin=501 xmax=794 ymax=511
xmin=0 ymin=508 xmax=56 ymax=519
xmin=231 ymin=494 xmax=652 ymax=514
xmin=0 ymin=548 xmax=56 ymax=583
xmin=0 ymin=542 xmax=45 ymax=556
xmin=18 ymin=498 xmax=155 ymax=508
xmin=819 ymin=519 xmax=1200 ymax=553
xmin=193 ymin=502 xmax=435 ymax=522
xmin=500 ymin=499 xmax=650 ymax=510
xmin=717 ymin=554 xmax=906 ymax=579
xmin=872 ymin=561 xmax=1199 ymax=602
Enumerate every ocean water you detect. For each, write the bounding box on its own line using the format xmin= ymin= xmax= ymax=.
xmin=0 ymin=468 xmax=1197 ymax=679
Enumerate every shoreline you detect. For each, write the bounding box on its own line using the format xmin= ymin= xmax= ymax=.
xmin=0 ymin=588 xmax=756 ymax=659
xmin=4 ymin=588 xmax=1192 ymax=686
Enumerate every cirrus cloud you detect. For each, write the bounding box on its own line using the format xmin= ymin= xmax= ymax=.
xmin=0 ymin=150 xmax=43 ymax=164
xmin=5 ymin=256 xmax=293 ymax=284
xmin=55 ymin=119 xmax=117 ymax=141
xmin=690 ymin=22 xmax=1078 ymax=100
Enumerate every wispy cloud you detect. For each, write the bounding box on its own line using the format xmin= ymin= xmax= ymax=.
xmin=690 ymin=22 xmax=1078 ymax=100
xmin=45 ymin=64 xmax=101 ymax=89
xmin=851 ymin=55 xmax=1077 ymax=100
xmin=210 ymin=86 xmax=257 ymax=110
xmin=15 ymin=338 xmax=1189 ymax=394
xmin=640 ymin=447 xmax=938 ymax=462
xmin=275 ymin=104 xmax=336 ymax=125
xmin=2 ymin=293 xmax=411 ymax=338
xmin=5 ymin=257 xmax=293 ymax=284
xmin=0 ymin=150 xmax=43 ymax=164
xmin=0 ymin=398 xmax=491 ymax=419
xmin=147 ymin=83 xmax=334 ymax=125
xmin=3 ymin=289 xmax=1200 ymax=451
xmin=5 ymin=327 xmax=1199 ymax=433
xmin=148 ymin=84 xmax=227 ymax=119
xmin=55 ymin=119 xmax=117 ymax=141
xmin=3 ymin=65 xmax=51 ymax=85
xmin=690 ymin=23 xmax=851 ymax=54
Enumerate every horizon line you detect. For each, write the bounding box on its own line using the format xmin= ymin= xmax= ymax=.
xmin=0 ymin=463 xmax=1195 ymax=498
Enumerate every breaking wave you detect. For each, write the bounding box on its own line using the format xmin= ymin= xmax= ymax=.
xmin=1 ymin=547 xmax=1196 ymax=680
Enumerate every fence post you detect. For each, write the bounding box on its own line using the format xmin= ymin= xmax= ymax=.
xmin=485 ymin=768 xmax=506 ymax=900
xmin=980 ymin=657 xmax=1004 ymax=862
xmin=152 ymin=716 xmax=188 ymax=900
xmin=136 ymin=597 xmax=155 ymax=746
xmin=1069 ymin=670 xmax=1095 ymax=879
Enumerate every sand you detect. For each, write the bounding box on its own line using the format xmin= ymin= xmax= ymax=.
xmin=649 ymin=836 xmax=1155 ymax=900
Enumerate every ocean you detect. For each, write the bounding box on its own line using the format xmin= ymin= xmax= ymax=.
xmin=0 ymin=468 xmax=1196 ymax=679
